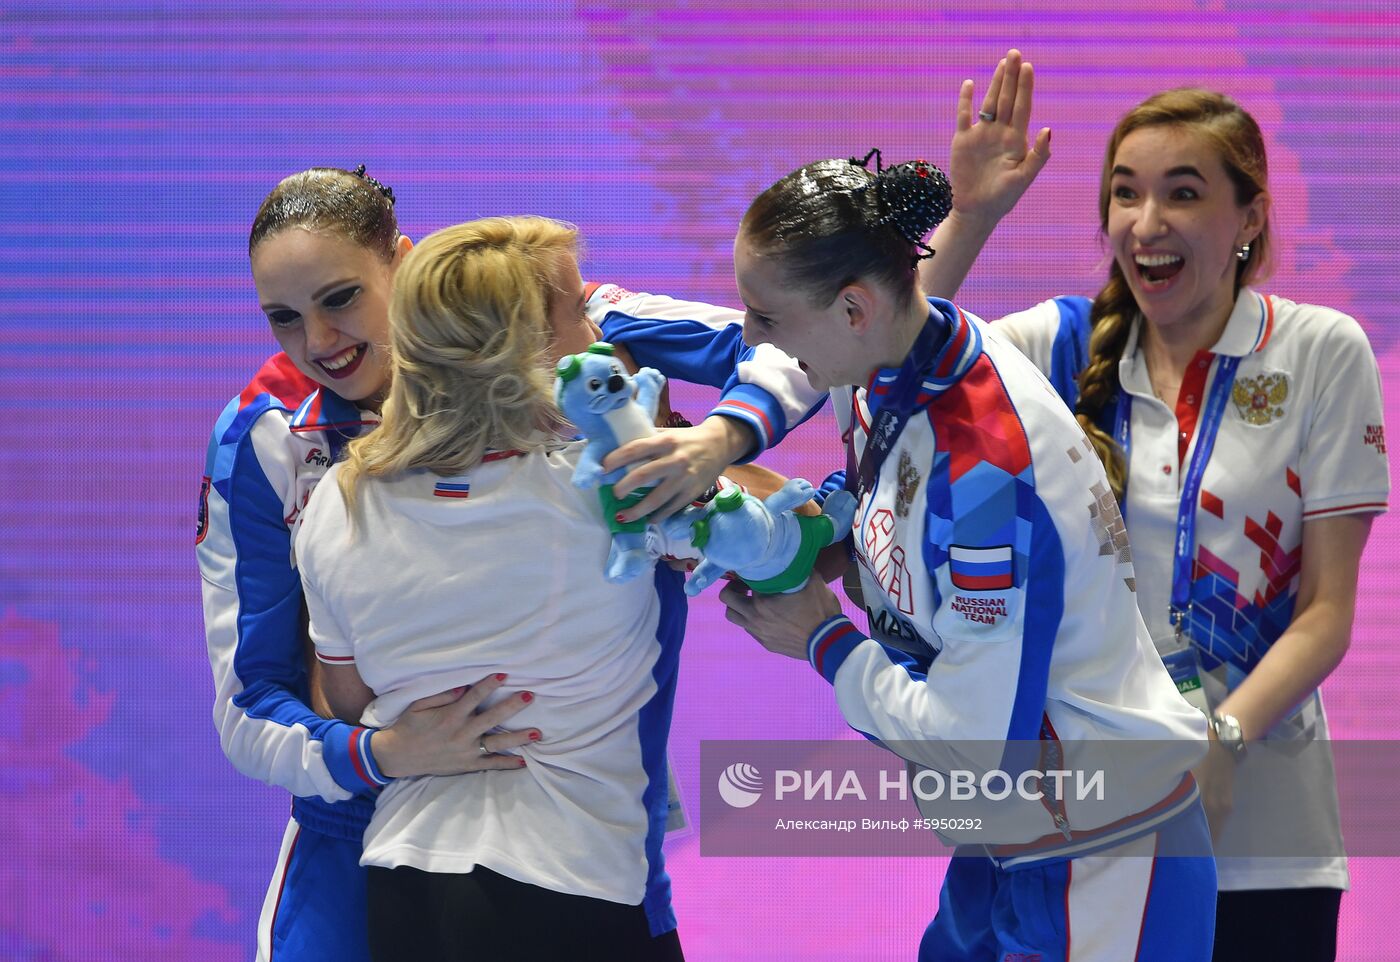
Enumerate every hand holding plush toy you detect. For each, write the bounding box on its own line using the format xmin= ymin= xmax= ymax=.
xmin=664 ymin=479 xmax=857 ymax=597
xmin=553 ymin=342 xmax=665 ymax=583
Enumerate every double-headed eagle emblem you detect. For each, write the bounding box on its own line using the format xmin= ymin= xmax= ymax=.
xmin=1231 ymin=372 xmax=1289 ymax=426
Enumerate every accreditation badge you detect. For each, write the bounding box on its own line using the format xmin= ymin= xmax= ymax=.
xmin=1154 ymin=631 xmax=1210 ymax=717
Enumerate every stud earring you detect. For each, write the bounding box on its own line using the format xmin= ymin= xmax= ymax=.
xmin=1235 ymin=242 xmax=1252 ymax=262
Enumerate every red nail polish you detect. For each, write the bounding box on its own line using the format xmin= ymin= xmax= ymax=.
xmin=529 ymin=731 xmax=541 ymax=741
xmin=615 ymin=512 xmax=627 ymax=523
xmin=495 ymin=673 xmax=507 ymax=682
xmin=518 ymin=758 xmax=527 ymax=768
xmin=521 ymin=691 xmax=534 ymax=704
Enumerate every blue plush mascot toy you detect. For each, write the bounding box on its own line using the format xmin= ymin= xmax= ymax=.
xmin=665 ymin=480 xmax=857 ymax=597
xmin=553 ymin=342 xmax=665 ymax=583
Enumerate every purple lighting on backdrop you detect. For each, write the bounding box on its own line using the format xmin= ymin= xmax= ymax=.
xmin=1 ymin=2 xmax=1398 ymax=959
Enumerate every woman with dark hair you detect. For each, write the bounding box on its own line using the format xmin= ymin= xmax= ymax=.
xmin=719 ymin=144 xmax=1216 ymax=958
xmin=991 ymin=89 xmax=1387 ymax=962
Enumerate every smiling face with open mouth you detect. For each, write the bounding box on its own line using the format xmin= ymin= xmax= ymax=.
xmin=1107 ymin=125 xmax=1267 ymax=337
xmin=252 ymin=227 xmax=405 ymax=406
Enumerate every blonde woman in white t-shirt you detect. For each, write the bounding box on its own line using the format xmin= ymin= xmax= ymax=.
xmin=294 ymin=216 xmax=699 ymax=962
xmin=977 ymin=89 xmax=1387 ymax=961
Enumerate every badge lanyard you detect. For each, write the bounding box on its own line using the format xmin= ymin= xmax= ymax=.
xmin=1113 ymin=353 xmax=1241 ymax=637
xmin=846 ymin=317 xmax=948 ymax=501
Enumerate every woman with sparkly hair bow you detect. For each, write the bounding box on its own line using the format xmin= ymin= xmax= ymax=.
xmin=990 ymin=88 xmax=1387 ymax=961
xmin=718 ymin=109 xmax=1217 ymax=962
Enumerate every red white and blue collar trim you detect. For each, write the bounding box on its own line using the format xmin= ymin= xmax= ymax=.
xmin=866 ymin=298 xmax=983 ymax=413
xmin=289 ymin=387 xmax=380 ymax=436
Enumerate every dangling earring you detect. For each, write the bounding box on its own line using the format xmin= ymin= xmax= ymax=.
xmin=1235 ymin=242 xmax=1252 ymax=262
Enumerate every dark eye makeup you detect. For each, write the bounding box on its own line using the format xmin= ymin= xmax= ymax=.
xmin=322 ymin=285 xmax=361 ymax=309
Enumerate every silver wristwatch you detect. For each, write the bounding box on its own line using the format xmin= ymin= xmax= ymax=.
xmin=1209 ymin=712 xmax=1246 ymax=759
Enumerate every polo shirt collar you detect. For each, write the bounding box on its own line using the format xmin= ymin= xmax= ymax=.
xmin=1208 ymin=288 xmax=1273 ymax=357
xmin=1119 ymin=287 xmax=1271 ymax=390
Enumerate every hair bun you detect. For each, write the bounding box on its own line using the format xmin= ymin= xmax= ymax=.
xmin=848 ymin=149 xmax=952 ymax=262
xmin=876 ymin=159 xmax=952 ymax=245
xmin=351 ymin=163 xmax=396 ymax=205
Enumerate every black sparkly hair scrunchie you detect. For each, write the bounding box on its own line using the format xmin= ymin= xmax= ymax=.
xmin=351 ymin=164 xmax=396 ymax=205
xmin=849 ymin=148 xmax=953 ymax=264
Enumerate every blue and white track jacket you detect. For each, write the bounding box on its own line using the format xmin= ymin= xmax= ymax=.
xmin=197 ymin=286 xmax=819 ymax=838
xmin=807 ymin=299 xmax=1207 ymax=867
xmin=198 ymin=354 xmax=385 ymax=838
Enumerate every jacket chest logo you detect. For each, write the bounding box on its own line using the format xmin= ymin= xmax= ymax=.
xmin=1231 ymin=371 xmax=1289 ymax=426
xmin=862 ymin=508 xmax=915 ymax=615
xmin=894 ymin=450 xmax=921 ymax=518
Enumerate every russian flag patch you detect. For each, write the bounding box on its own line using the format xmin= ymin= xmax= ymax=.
xmin=948 ymin=544 xmax=1013 ymax=590
xmin=433 ymin=481 xmax=471 ymax=499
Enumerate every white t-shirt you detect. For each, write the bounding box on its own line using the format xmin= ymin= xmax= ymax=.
xmin=295 ymin=442 xmax=679 ymax=912
xmin=997 ymin=290 xmax=1390 ymax=890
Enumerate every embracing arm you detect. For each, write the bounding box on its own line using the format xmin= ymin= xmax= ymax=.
xmin=590 ymin=285 xmax=829 ymax=519
xmin=201 ymin=406 xmax=532 ymax=797
xmin=296 ymin=513 xmax=537 ymax=779
xmin=198 ymin=409 xmax=388 ymax=800
xmin=309 ymin=661 xmax=533 ymax=776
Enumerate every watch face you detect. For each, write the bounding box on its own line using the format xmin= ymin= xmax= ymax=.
xmin=1212 ymin=714 xmax=1244 ymax=754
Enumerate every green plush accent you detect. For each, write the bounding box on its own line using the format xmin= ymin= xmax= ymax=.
xmin=690 ymin=516 xmax=711 ymax=552
xmin=587 ymin=341 xmax=616 ymax=356
xmin=743 ymin=513 xmax=835 ymax=594
xmin=556 ymin=354 xmax=582 ymax=382
xmin=712 ymin=486 xmax=745 ymax=513
xmin=598 ymin=483 xmax=651 ymax=534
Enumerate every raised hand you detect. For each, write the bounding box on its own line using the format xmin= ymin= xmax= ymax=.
xmin=920 ymin=49 xmax=1052 ymax=299
xmin=948 ymin=49 xmax=1052 ymax=230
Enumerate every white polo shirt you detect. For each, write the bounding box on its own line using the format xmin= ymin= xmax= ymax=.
xmin=295 ymin=441 xmax=681 ymax=917
xmin=996 ymin=289 xmax=1389 ymax=890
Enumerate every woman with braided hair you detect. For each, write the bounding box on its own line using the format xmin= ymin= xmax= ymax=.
xmin=992 ymin=88 xmax=1388 ymax=961
xmin=718 ymin=109 xmax=1216 ymax=961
